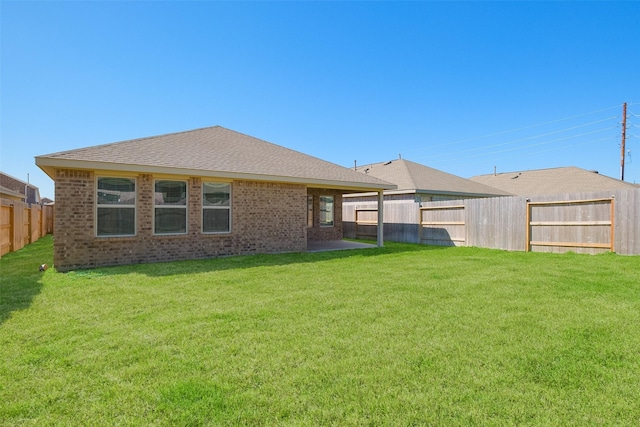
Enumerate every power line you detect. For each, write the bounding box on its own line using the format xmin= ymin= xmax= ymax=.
xmin=518 ymin=137 xmax=614 ymax=157
xmin=402 ymin=104 xmax=621 ymax=153
xmin=438 ymin=117 xmax=615 ymax=157
xmin=429 ymin=136 xmax=613 ymax=168
xmin=415 ymin=125 xmax=617 ymax=161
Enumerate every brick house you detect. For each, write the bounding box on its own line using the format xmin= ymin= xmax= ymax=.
xmin=36 ymin=126 xmax=394 ymax=271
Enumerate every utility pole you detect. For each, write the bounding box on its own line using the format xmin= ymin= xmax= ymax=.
xmin=621 ymin=102 xmax=627 ymax=181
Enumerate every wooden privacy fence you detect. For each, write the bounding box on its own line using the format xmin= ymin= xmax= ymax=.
xmin=419 ymin=205 xmax=465 ymax=246
xmin=354 ymin=208 xmax=378 ymax=239
xmin=0 ymin=198 xmax=54 ymax=257
xmin=343 ymin=188 xmax=640 ymax=255
xmin=525 ymin=198 xmax=614 ymax=252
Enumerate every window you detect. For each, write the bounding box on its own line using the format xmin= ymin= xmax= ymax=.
xmin=154 ymin=180 xmax=187 ymax=234
xmin=97 ymin=177 xmax=136 ymax=236
xmin=319 ymin=195 xmax=334 ymax=227
xmin=307 ymin=195 xmax=314 ymax=227
xmin=202 ymin=182 xmax=231 ymax=233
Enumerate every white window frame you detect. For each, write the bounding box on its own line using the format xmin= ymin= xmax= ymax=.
xmin=96 ymin=176 xmax=137 ymax=237
xmin=202 ymin=182 xmax=231 ymax=234
xmin=154 ymin=179 xmax=188 ymax=235
xmin=307 ymin=195 xmax=314 ymax=227
xmin=319 ymin=195 xmax=334 ymax=227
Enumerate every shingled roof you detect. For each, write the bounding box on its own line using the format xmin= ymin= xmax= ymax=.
xmin=470 ymin=166 xmax=639 ymax=196
xmin=36 ymin=126 xmax=395 ymax=192
xmin=353 ymin=159 xmax=511 ymax=197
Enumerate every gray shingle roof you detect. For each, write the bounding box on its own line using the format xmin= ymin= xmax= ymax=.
xmin=470 ymin=166 xmax=639 ymax=196
xmin=36 ymin=126 xmax=395 ymax=191
xmin=354 ymin=159 xmax=511 ymax=197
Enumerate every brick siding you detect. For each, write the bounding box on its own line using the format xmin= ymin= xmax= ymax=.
xmin=306 ymin=188 xmax=343 ymax=241
xmin=53 ymin=169 xmax=309 ymax=271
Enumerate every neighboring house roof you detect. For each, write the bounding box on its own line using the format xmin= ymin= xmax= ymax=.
xmin=36 ymin=126 xmax=395 ymax=192
xmin=470 ymin=166 xmax=639 ymax=196
xmin=348 ymin=159 xmax=511 ymax=197
xmin=0 ymin=184 xmax=25 ymax=201
xmin=0 ymin=171 xmax=40 ymax=203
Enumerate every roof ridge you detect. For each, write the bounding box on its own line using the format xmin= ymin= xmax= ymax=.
xmin=395 ymin=159 xmax=420 ymax=189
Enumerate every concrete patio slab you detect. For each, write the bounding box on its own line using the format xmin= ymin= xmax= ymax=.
xmin=307 ymin=240 xmax=377 ymax=252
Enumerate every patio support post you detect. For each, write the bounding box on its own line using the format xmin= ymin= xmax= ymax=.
xmin=377 ymin=190 xmax=384 ymax=247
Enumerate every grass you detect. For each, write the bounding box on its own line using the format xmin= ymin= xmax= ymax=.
xmin=1 ymin=235 xmax=640 ymax=426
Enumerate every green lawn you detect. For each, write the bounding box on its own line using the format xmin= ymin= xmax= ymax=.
xmin=1 ymin=235 xmax=640 ymax=426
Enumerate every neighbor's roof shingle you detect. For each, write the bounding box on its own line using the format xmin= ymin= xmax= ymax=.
xmin=470 ymin=166 xmax=639 ymax=196
xmin=36 ymin=126 xmax=395 ymax=191
xmin=353 ymin=159 xmax=511 ymax=197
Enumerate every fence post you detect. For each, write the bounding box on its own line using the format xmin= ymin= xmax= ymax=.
xmin=377 ymin=191 xmax=384 ymax=247
xmin=40 ymin=207 xmax=44 ymax=238
xmin=418 ymin=206 xmax=422 ymax=243
xmin=9 ymin=203 xmax=15 ymax=254
xmin=525 ymin=200 xmax=531 ymax=252
xmin=610 ymin=197 xmax=615 ymax=252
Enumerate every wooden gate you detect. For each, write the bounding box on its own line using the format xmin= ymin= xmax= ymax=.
xmin=354 ymin=208 xmax=378 ymax=239
xmin=525 ymin=198 xmax=614 ymax=253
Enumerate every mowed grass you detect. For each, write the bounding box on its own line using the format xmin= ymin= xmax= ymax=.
xmin=1 ymin=236 xmax=640 ymax=426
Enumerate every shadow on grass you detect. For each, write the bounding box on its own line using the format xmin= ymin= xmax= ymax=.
xmin=82 ymin=240 xmax=452 ymax=278
xmin=0 ymin=235 xmax=53 ymax=325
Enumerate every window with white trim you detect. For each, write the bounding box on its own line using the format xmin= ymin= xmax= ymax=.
xmin=202 ymin=182 xmax=231 ymax=233
xmin=96 ymin=177 xmax=136 ymax=236
xmin=319 ymin=195 xmax=334 ymax=227
xmin=154 ymin=180 xmax=187 ymax=234
xmin=307 ymin=195 xmax=314 ymax=227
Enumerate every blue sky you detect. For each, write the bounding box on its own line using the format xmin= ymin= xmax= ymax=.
xmin=2 ymin=1 xmax=639 ymax=199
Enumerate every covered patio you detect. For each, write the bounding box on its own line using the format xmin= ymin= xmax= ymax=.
xmin=307 ymin=240 xmax=377 ymax=252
